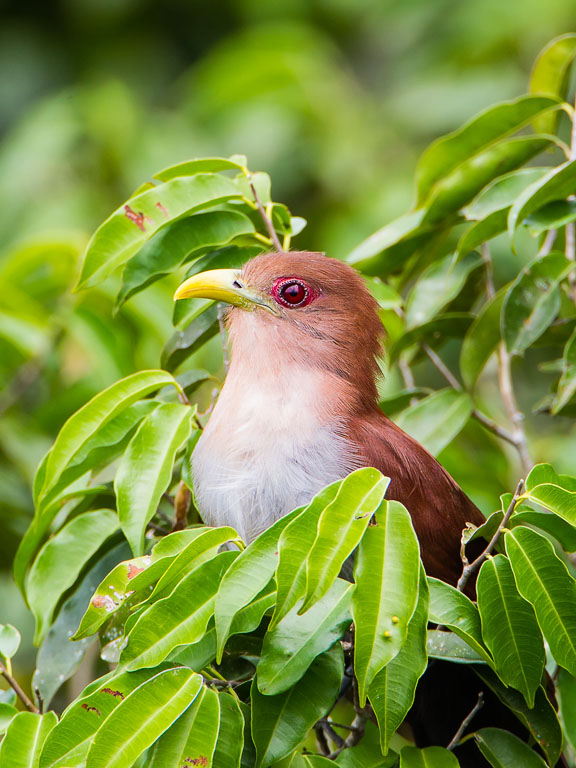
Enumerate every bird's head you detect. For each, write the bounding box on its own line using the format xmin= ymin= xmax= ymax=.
xmin=174 ymin=251 xmax=383 ymax=407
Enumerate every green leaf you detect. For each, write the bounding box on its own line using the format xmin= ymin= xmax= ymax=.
xmin=27 ymin=509 xmax=119 ymax=644
xmin=400 ymin=745 xmax=460 ymax=768
xmin=149 ymin=526 xmax=240 ymax=602
xmin=475 ymin=728 xmax=548 ymax=768
xmin=258 ymin=579 xmax=352 ymax=695
xmin=389 ymin=314 xmax=473 ymax=364
xmin=551 ymin=327 xmax=576 ymax=413
xmin=530 ymin=34 xmax=576 ymax=132
xmin=213 ymin=691 xmax=244 ymax=768
xmin=457 ymin=210 xmax=509 ymax=257
xmin=251 ymin=646 xmax=343 ymax=768
xmin=476 ymin=555 xmax=544 ymax=706
xmin=369 ymin=569 xmax=429 ymax=754
xmin=0 ymin=624 xmax=20 ymax=661
xmin=405 ymin=251 xmax=483 ymax=328
xmin=214 ymin=505 xmax=306 ymax=660
xmin=525 ymin=199 xmax=576 ymax=233
xmin=416 ymin=95 xmax=560 ymax=204
xmin=353 ymin=500 xmax=421 ymax=705
xmin=460 ymin=288 xmax=506 ymax=389
xmin=78 ymin=174 xmax=243 ymax=289
xmin=145 ymin=685 xmax=220 ymax=768
xmin=85 ymin=667 xmax=203 ymax=768
xmin=72 ymin=553 xmax=152 ymax=640
xmin=525 ymin=462 xmax=576 ymax=491
xmin=335 ymin=722 xmax=398 ymax=767
xmin=505 ymin=526 xmax=576 ymax=675
xmin=395 ymin=389 xmax=472 ymax=457
xmin=301 ymin=469 xmax=389 ymax=613
xmin=426 ymin=629 xmax=485 ymax=664
xmin=153 ymin=155 xmax=247 ymax=182
xmin=508 ymin=160 xmax=576 ymax=237
xmin=121 ymin=551 xmax=237 ymax=670
xmin=473 ymin=665 xmax=562 ymax=766
xmin=162 ymin=303 xmax=220 ymax=372
xmin=346 ymin=210 xmax=427 ymax=275
xmin=502 ymin=252 xmax=572 ymax=356
xmin=464 ymin=168 xmax=551 ymax=220
xmin=117 ymin=210 xmax=255 ymax=306
xmin=115 ymin=402 xmax=193 ymax=555
xmin=39 ymin=667 xmax=173 ymax=768
xmin=35 ymin=542 xmax=131 ymax=709
xmin=557 ymin=669 xmax=576 ymax=750
xmin=510 ymin=509 xmax=576 ymax=552
xmin=423 ymin=135 xmax=555 ymax=224
xmin=427 ymin=577 xmax=494 ymax=665
xmin=0 ymin=703 xmax=18 ymax=736
xmin=0 ymin=712 xmax=57 ymax=768
xmin=521 ymin=484 xmax=576 ymax=526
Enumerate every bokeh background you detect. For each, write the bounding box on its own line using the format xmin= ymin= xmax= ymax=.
xmin=1 ymin=0 xmax=575 ymax=691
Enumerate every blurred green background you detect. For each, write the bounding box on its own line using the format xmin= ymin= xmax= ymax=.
xmin=1 ymin=0 xmax=575 ymax=687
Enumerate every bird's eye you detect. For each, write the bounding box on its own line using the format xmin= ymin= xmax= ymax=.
xmin=272 ymin=278 xmax=315 ymax=308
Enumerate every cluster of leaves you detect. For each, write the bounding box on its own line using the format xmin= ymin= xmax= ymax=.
xmin=4 ymin=33 xmax=576 ymax=768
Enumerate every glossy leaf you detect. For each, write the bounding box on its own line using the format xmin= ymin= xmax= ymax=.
xmin=395 ymin=388 xmax=472 ymax=457
xmin=272 ymin=481 xmax=341 ymax=627
xmin=460 ymin=288 xmax=506 ymax=389
xmin=0 ymin=711 xmax=57 ymax=768
xmin=400 ymin=745 xmax=460 ymax=768
xmin=353 ymin=500 xmax=421 ymax=705
xmin=508 ymin=160 xmax=576 ymax=237
xmin=416 ymin=95 xmax=559 ymax=203
xmin=153 ymin=155 xmax=247 ymax=182
xmin=27 ymin=509 xmax=119 ymax=643
xmin=427 ymin=578 xmax=494 ymax=665
xmin=121 ymin=551 xmax=237 ymax=670
xmin=214 ymin=504 xmax=304 ymax=659
xmin=426 ymin=630 xmax=485 ymax=664
xmin=510 ymin=509 xmax=576 ymax=552
xmin=145 ymin=685 xmax=220 ymax=768
xmin=0 ymin=624 xmax=20 ymax=660
xmin=473 ymin=665 xmax=562 ymax=766
xmin=0 ymin=703 xmax=18 ymax=736
xmin=369 ymin=570 xmax=429 ymax=754
xmin=162 ymin=303 xmax=220 ymax=372
xmin=530 ymin=33 xmax=576 ymax=132
xmin=457 ymin=210 xmax=508 ymax=256
xmin=502 ymin=252 xmax=571 ymax=356
xmin=258 ymin=579 xmax=352 ymax=695
xmin=346 ymin=210 xmax=427 ymax=274
xmin=301 ymin=468 xmax=389 ymax=613
xmin=115 ymin=402 xmax=193 ymax=555
xmin=464 ymin=168 xmax=551 ymax=220
xmin=335 ymin=721 xmax=398 ymax=767
xmin=118 ymin=210 xmax=255 ymax=306
xmin=86 ymin=668 xmax=203 ymax=768
xmin=521 ymin=483 xmax=576 ymax=526
xmin=525 ymin=462 xmax=576 ymax=491
xmin=505 ymin=526 xmax=576 ymax=675
xmin=557 ymin=669 xmax=576 ymax=750
xmin=525 ymin=198 xmax=576 ymax=233
xmin=78 ymin=173 xmax=243 ymax=289
xmin=405 ymin=251 xmax=482 ymax=328
xmin=251 ymin=646 xmax=343 ymax=768
xmin=476 ymin=555 xmax=544 ymax=706
xmin=213 ymin=691 xmax=244 ymax=768
xmin=475 ymin=728 xmax=548 ymax=768
xmin=39 ymin=667 xmax=167 ymax=768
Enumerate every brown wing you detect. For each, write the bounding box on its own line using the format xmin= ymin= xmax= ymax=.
xmin=347 ymin=409 xmax=485 ymax=590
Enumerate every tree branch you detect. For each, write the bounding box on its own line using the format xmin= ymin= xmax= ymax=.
xmin=457 ymin=480 xmax=523 ymax=592
xmin=0 ymin=659 xmax=39 ymax=713
xmin=446 ymin=692 xmax=484 ymax=750
xmin=247 ymin=173 xmax=283 ymax=252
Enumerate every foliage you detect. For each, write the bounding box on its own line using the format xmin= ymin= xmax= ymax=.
xmin=3 ymin=31 xmax=576 ymax=768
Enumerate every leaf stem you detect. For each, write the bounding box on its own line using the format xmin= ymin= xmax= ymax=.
xmin=245 ymin=172 xmax=283 ymax=251
xmin=456 ymin=480 xmax=523 ymax=593
xmin=0 ymin=659 xmax=39 ymax=713
xmin=446 ymin=691 xmax=484 ymax=750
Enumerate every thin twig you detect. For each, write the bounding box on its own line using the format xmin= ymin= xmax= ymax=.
xmin=422 ymin=344 xmax=521 ymax=449
xmin=446 ymin=692 xmax=484 ymax=751
xmin=398 ymin=356 xmax=416 ymax=389
xmin=539 ymin=228 xmax=557 ymax=258
xmin=0 ymin=660 xmax=39 ymax=713
xmin=457 ymin=480 xmax=524 ymax=592
xmin=247 ymin=173 xmax=283 ymax=251
xmin=147 ymin=521 xmax=170 ymax=536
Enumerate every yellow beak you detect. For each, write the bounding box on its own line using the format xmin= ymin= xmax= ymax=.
xmin=174 ymin=268 xmax=280 ymax=315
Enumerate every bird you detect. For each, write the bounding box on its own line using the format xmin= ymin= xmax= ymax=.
xmin=174 ymin=249 xmax=486 ymax=588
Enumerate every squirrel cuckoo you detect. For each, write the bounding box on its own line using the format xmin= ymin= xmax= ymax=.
xmin=174 ymin=250 xmax=561 ymax=768
xmin=174 ymin=250 xmax=485 ymax=586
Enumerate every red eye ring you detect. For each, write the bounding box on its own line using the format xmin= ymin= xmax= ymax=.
xmin=271 ymin=278 xmax=315 ymax=308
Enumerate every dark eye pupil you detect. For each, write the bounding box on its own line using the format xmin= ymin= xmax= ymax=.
xmin=281 ymin=282 xmax=306 ymax=304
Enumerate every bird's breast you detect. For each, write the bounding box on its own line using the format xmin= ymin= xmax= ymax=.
xmin=191 ymin=366 xmax=359 ymax=542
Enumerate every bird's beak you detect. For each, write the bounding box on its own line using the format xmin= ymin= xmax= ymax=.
xmin=174 ymin=269 xmax=280 ymax=316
